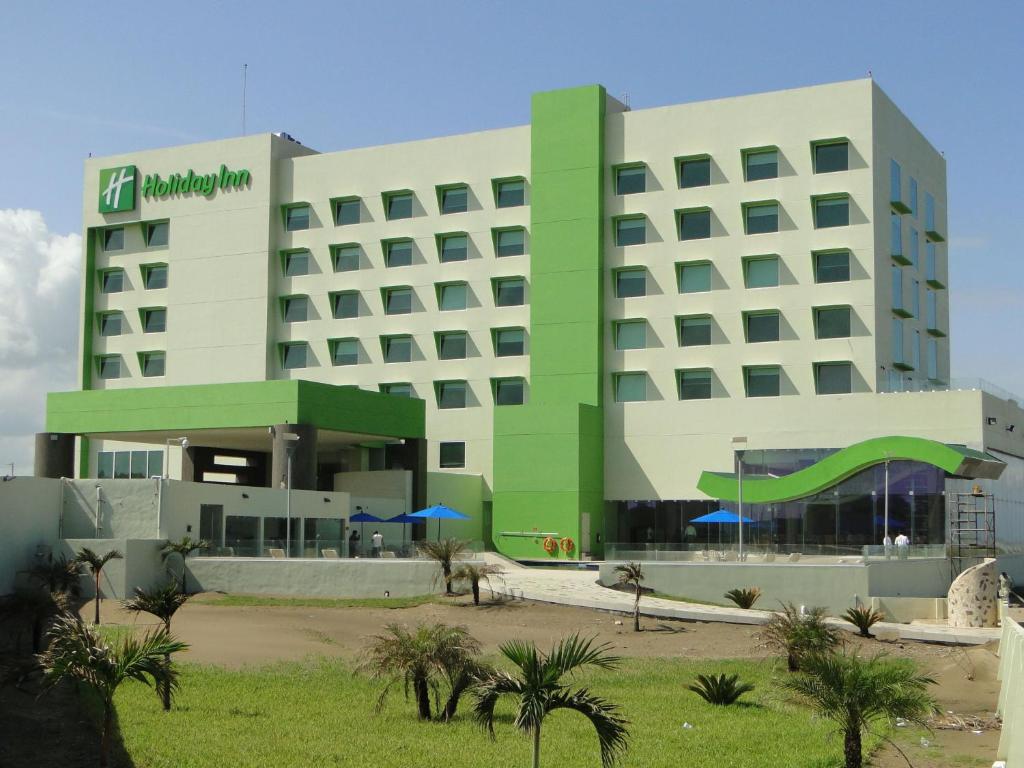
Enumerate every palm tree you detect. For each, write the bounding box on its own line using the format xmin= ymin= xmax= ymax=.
xmin=474 ymin=634 xmax=630 ymax=768
xmin=613 ymin=562 xmax=644 ymax=631
xmin=123 ymin=582 xmax=191 ymax=710
xmin=762 ymin=602 xmax=842 ymax=671
xmin=160 ymin=537 xmax=208 ymax=594
xmin=363 ymin=622 xmax=483 ymax=721
xmin=452 ymin=562 xmax=503 ymax=605
xmin=75 ymin=548 xmax=123 ymax=625
xmin=783 ymin=651 xmax=938 ymax=768
xmin=0 ymin=589 xmax=69 ymax=653
xmin=417 ymin=538 xmax=468 ymax=595
xmin=30 ymin=555 xmax=84 ymax=597
xmin=38 ymin=614 xmax=187 ymax=768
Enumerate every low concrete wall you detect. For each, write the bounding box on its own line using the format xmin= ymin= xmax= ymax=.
xmin=186 ymin=557 xmax=464 ymax=598
xmin=997 ymin=615 xmax=1024 ymax=765
xmin=870 ymin=596 xmax=947 ymax=623
xmin=61 ymin=538 xmax=168 ymax=599
xmin=0 ymin=477 xmax=61 ymax=595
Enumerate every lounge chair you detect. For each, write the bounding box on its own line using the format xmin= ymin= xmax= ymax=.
xmin=321 ymin=548 xmax=339 ymax=559
xmin=787 ymin=552 xmax=802 ymax=563
xmin=762 ymin=552 xmax=776 ymax=563
xmin=269 ymin=548 xmax=286 ymax=559
xmin=381 ymin=550 xmax=397 ymax=559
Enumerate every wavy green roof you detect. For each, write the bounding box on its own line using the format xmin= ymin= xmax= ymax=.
xmin=697 ymin=435 xmax=1004 ymax=504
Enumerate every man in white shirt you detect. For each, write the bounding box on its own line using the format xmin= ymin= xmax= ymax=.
xmin=882 ymin=534 xmax=893 ymax=559
xmin=371 ymin=530 xmax=384 ymax=558
xmin=894 ymin=532 xmax=910 ymax=559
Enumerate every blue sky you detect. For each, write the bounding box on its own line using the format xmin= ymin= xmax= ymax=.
xmin=0 ymin=1 xmax=1021 ymax=469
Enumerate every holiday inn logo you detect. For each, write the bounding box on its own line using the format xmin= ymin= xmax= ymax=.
xmin=98 ymin=165 xmax=137 ymax=213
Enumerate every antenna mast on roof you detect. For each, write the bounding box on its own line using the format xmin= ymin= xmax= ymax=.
xmin=242 ymin=63 xmax=248 ymax=135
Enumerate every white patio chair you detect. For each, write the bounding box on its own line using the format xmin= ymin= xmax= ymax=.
xmin=269 ymin=548 xmax=286 ymax=559
xmin=321 ymin=548 xmax=339 ymax=559
xmin=787 ymin=552 xmax=802 ymax=563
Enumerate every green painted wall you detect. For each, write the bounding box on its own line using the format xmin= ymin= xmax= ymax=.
xmin=492 ymin=85 xmax=607 ymax=560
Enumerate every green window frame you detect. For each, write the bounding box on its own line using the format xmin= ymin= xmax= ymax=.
xmin=676 ymin=208 xmax=711 ymax=241
xmin=744 ymin=311 xmax=780 ymax=343
xmin=744 ymin=366 xmax=781 ymax=398
xmin=812 ymin=139 xmax=849 ymax=174
xmin=329 ymin=338 xmax=359 ymax=366
xmin=614 ymin=215 xmax=646 ymax=246
xmin=100 ymin=269 xmax=125 ymax=294
xmin=382 ymin=335 xmax=413 ymax=363
xmin=676 ymin=154 xmax=711 ymax=189
xmin=142 ymin=263 xmax=168 ymax=289
xmin=814 ymin=306 xmax=852 ymax=339
xmin=383 ymin=191 xmax=414 ymax=220
xmin=492 ymin=377 xmax=525 ymax=406
xmin=141 ymin=307 xmax=166 ymax=334
xmin=493 ymin=177 xmax=526 ymax=208
xmin=437 ymin=184 xmax=469 ymax=215
xmin=383 ymin=238 xmax=413 ymax=268
xmin=813 ymin=195 xmax=850 ymax=229
xmin=813 ymin=250 xmax=850 ymax=284
xmin=281 ymin=295 xmax=309 ymax=323
xmin=98 ymin=312 xmax=123 ymax=337
xmin=280 ymin=342 xmax=309 ymax=370
xmin=493 ymin=327 xmax=525 ymax=357
xmin=380 ymin=382 xmax=413 ymax=398
xmin=493 ymin=277 xmax=525 ymax=307
xmin=145 ymin=220 xmax=169 ymax=247
xmin=383 ymin=287 xmax=413 ymax=315
xmin=677 ymin=369 xmax=712 ymax=401
xmin=815 ymin=362 xmax=853 ymax=395
xmin=743 ymin=147 xmax=778 ymax=181
xmin=743 ymin=255 xmax=779 ymax=288
xmin=435 ymin=380 xmax=468 ymax=409
xmin=613 ymin=320 xmax=646 ymax=350
xmin=493 ymin=227 xmax=526 ymax=257
xmin=677 ymin=261 xmax=711 ymax=294
xmin=436 ymin=331 xmax=469 ymax=360
xmin=102 ymin=227 xmax=124 ymax=251
xmin=614 ymin=164 xmax=646 ymax=195
xmin=331 ymin=243 xmax=360 ymax=272
xmin=614 ymin=267 xmax=646 ymax=298
xmin=437 ymin=282 xmax=468 ymax=311
xmin=140 ymin=351 xmax=166 ymax=378
xmin=331 ymin=291 xmax=359 ymax=319
xmin=332 ymin=196 xmax=361 ymax=226
xmin=283 ymin=203 xmax=311 ymax=231
xmin=439 ymin=442 xmax=466 ymax=469
xmin=282 ymin=249 xmax=311 ymax=277
xmin=613 ymin=372 xmax=647 ymax=403
xmin=437 ymin=232 xmax=469 ymax=263
xmin=677 ymin=315 xmax=712 ymax=347
xmin=743 ymin=201 xmax=779 ymax=234
xmin=96 ymin=355 xmax=122 ymax=379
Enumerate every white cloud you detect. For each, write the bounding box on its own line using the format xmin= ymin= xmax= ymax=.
xmin=0 ymin=210 xmax=80 ymax=474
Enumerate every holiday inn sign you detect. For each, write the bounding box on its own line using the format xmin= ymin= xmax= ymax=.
xmin=98 ymin=163 xmax=252 ymax=212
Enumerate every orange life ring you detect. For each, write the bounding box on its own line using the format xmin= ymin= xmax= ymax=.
xmin=542 ymin=536 xmax=558 ymax=554
xmin=560 ymin=537 xmax=575 ymax=554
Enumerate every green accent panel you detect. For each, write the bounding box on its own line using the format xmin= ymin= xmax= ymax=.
xmin=46 ymin=380 xmax=425 ymax=440
xmin=491 ymin=85 xmax=607 ymax=560
xmin=696 ymin=436 xmax=1006 ymax=504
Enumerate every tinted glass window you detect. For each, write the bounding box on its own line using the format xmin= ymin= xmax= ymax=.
xmin=615 ymin=166 xmax=646 ymax=195
xmin=495 ymin=228 xmax=525 ymax=257
xmin=745 ymin=203 xmax=779 ymax=234
xmin=814 ymin=251 xmax=850 ymax=283
xmin=814 ymin=142 xmax=848 ymax=173
xmin=495 ymin=328 xmax=525 ymax=357
xmin=815 ymin=197 xmax=849 ymax=228
xmin=678 ymin=263 xmax=711 ymax=293
xmin=440 ymin=234 xmax=468 ymax=263
xmin=615 ymin=269 xmax=646 ymax=298
xmin=494 ymin=378 xmax=525 ymax=405
xmin=335 ymin=199 xmax=360 ymax=225
xmin=332 ymin=340 xmax=358 ymax=366
xmin=333 ymin=245 xmax=360 ymax=272
xmin=746 ymin=312 xmax=780 ymax=343
xmin=439 ymin=283 xmax=467 ymax=311
xmin=437 ymin=381 xmax=467 ymax=408
xmin=146 ymin=222 xmax=169 ymax=247
xmin=145 ymin=265 xmax=168 ymax=289
xmin=385 ymin=288 xmax=412 ymax=315
xmin=678 ymin=158 xmax=710 ymax=188
xmin=816 ymin=307 xmax=851 ymax=339
xmin=285 ymin=206 xmax=310 ymax=231
xmin=496 ymin=180 xmax=525 ymax=208
xmin=439 ymin=442 xmax=466 ymax=468
xmin=745 ymin=257 xmax=779 ymax=288
xmin=494 ymin=278 xmax=525 ymax=307
xmin=142 ymin=352 xmax=165 ymax=377
xmin=333 ymin=292 xmax=358 ymax=319
xmin=441 ymin=187 xmax=468 ymax=214
xmin=385 ymin=240 xmax=413 ymax=267
xmin=615 ymin=217 xmax=645 ymax=246
xmin=98 ymin=356 xmax=121 ymax=379
xmin=144 ymin=309 xmax=166 ymax=333
xmin=384 ymin=336 xmax=412 ymax=363
xmin=283 ymin=296 xmax=308 ymax=322
xmin=102 ymin=270 xmax=124 ymax=293
xmin=614 ymin=373 xmax=646 ymax=402
xmin=746 ymin=367 xmax=780 ymax=397
xmin=614 ymin=321 xmax=645 ymax=350
xmin=679 ymin=317 xmax=711 ymax=346
xmin=103 ymin=228 xmax=124 ymax=251
xmin=816 ymin=363 xmax=852 ymax=394
xmin=438 ymin=332 xmax=468 ymax=360
xmin=386 ymin=193 xmax=413 ymax=220
xmin=745 ymin=150 xmax=778 ymax=181
xmin=285 ymin=251 xmax=310 ymax=276
xmin=99 ymin=314 xmax=122 ymax=336
xmin=678 ymin=210 xmax=711 ymax=240
xmin=381 ymin=383 xmax=412 ymax=397
xmin=282 ymin=343 xmax=308 ymax=369
xmin=678 ymin=370 xmax=712 ymax=400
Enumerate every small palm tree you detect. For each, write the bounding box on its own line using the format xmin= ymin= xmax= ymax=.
xmin=783 ymin=651 xmax=938 ymax=768
xmin=30 ymin=555 xmax=83 ymax=597
xmin=160 ymin=537 xmax=208 ymax=594
xmin=363 ymin=622 xmax=483 ymax=721
xmin=687 ymin=673 xmax=755 ymax=705
xmin=843 ymin=606 xmax=886 ymax=638
xmin=123 ymin=582 xmax=192 ymax=710
xmin=452 ymin=562 xmax=503 ymax=605
xmin=38 ymin=614 xmax=187 ymax=768
xmin=724 ymin=587 xmax=762 ymax=609
xmin=762 ymin=602 xmax=842 ymax=671
xmin=75 ymin=548 xmax=123 ymax=625
xmin=474 ymin=634 xmax=630 ymax=768
xmin=417 ymin=538 xmax=468 ymax=595
xmin=613 ymin=562 xmax=644 ymax=632
xmin=0 ymin=589 xmax=69 ymax=653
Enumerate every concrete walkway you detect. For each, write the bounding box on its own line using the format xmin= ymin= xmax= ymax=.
xmin=480 ymin=553 xmax=1000 ymax=646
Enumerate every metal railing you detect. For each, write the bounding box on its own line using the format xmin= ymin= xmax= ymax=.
xmin=604 ymin=542 xmax=947 ymax=562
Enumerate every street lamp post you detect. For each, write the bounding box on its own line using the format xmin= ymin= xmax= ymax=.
xmin=732 ymin=436 xmax=748 ymax=560
xmin=282 ymin=433 xmax=300 ymax=558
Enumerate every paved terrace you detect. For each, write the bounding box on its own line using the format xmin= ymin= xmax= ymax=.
xmin=480 ymin=553 xmax=1000 ymax=646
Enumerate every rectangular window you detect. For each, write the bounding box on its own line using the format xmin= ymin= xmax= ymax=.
xmin=744 ymin=149 xmax=778 ymax=181
xmin=615 ymin=268 xmax=646 ymax=298
xmin=141 ymin=351 xmax=165 ymax=377
xmin=925 ymin=193 xmax=936 ymax=233
xmin=494 ymin=277 xmax=525 ymax=307
xmin=332 ymin=291 xmax=359 ymax=319
xmin=143 ymin=264 xmax=168 ymax=289
xmin=334 ymin=198 xmax=360 ymax=225
xmin=439 ymin=234 xmax=468 ymax=263
xmin=436 ymin=381 xmax=467 ymax=409
xmin=285 ymin=205 xmax=310 ymax=231
xmin=614 ymin=373 xmax=646 ymax=403
xmin=926 ymin=289 xmax=937 ymax=329
xmin=911 ymin=279 xmax=920 ymax=318
xmin=614 ymin=320 xmax=646 ymax=350
xmin=892 ymin=266 xmax=904 ymax=312
xmin=283 ymin=296 xmax=308 ymax=323
xmin=439 ymin=442 xmax=466 ymax=469
xmin=615 ymin=165 xmax=646 ymax=195
xmin=384 ymin=239 xmax=413 ymax=268
xmin=614 ymin=216 xmax=646 ymax=246
xmin=331 ymin=339 xmax=358 ymax=366
xmin=494 ymin=328 xmax=525 ymax=357
xmin=147 ymin=451 xmax=163 ymax=479
xmin=143 ymin=308 xmax=166 ymax=333
xmin=927 ymin=339 xmax=938 ymax=379
xmin=332 ymin=244 xmax=360 ymax=272
xmin=913 ymin=330 xmax=922 ymax=372
xmin=910 ymin=228 xmax=919 ymax=268
xmin=926 ymin=242 xmax=938 ymax=283
xmin=678 ymin=156 xmax=711 ymax=188
xmin=130 ymin=451 xmax=147 ymax=479
xmin=677 ymin=369 xmax=712 ymax=400
xmin=892 ymin=317 xmax=905 ymax=364
xmin=677 ymin=209 xmax=711 ymax=240
xmin=678 ymin=316 xmax=711 ymax=346
xmin=383 ymin=336 xmax=412 ymax=363
xmin=438 ymin=282 xmax=468 ymax=311
xmin=385 ymin=192 xmax=413 ymax=220
xmin=103 ymin=227 xmax=124 ymax=251
xmin=381 ymin=382 xmax=413 ymax=398
xmin=494 ymin=378 xmax=525 ymax=406
xmin=146 ymin=221 xmax=169 ymax=247
xmin=677 ymin=262 xmax=711 ymax=293
xmin=495 ymin=179 xmax=525 ymax=208
xmin=281 ymin=342 xmax=308 ymax=370
xmin=908 ymin=177 xmax=918 ymax=218
xmin=890 ymin=213 xmax=904 ymax=260
xmin=440 ymin=186 xmax=468 ymax=215
xmin=813 ymin=141 xmax=848 ymax=173
xmin=494 ymin=227 xmax=525 ymax=257
xmin=744 ymin=256 xmax=779 ymax=288
xmin=97 ymin=355 xmax=121 ymax=379
xmin=437 ymin=331 xmax=468 ymax=360
xmin=814 ymin=307 xmax=851 ymax=339
xmin=813 ymin=250 xmax=850 ymax=283
xmin=744 ymin=202 xmax=779 ymax=234
xmin=814 ymin=196 xmax=850 ymax=228
xmin=112 ymin=451 xmax=130 ymax=479
xmin=97 ymin=452 xmax=114 ymax=479
xmin=101 ymin=270 xmax=124 ymax=293
xmin=99 ymin=313 xmax=122 ymax=336
xmin=745 ymin=311 xmax=780 ymax=343
xmin=815 ymin=362 xmax=852 ymax=395
xmin=745 ymin=366 xmax=780 ymax=397
xmin=890 ymin=160 xmax=902 ymax=206
xmin=284 ymin=250 xmax=311 ymax=277
xmin=384 ymin=287 xmax=413 ymax=315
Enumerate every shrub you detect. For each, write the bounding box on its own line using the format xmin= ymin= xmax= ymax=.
xmin=762 ymin=602 xmax=842 ymax=671
xmin=687 ymin=673 xmax=755 ymax=705
xmin=842 ymin=606 xmax=886 ymax=638
xmin=724 ymin=587 xmax=762 ymax=609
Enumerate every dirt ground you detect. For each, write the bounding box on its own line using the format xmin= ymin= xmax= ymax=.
xmin=0 ymin=594 xmax=1003 ymax=767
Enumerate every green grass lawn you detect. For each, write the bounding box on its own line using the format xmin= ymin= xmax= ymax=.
xmin=109 ymin=657 xmax=878 ymax=768
xmin=189 ymin=593 xmax=441 ymax=610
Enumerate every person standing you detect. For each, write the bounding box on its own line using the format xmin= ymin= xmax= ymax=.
xmin=882 ymin=534 xmax=893 ymax=559
xmin=894 ymin=532 xmax=910 ymax=560
xmin=371 ymin=530 xmax=384 ymax=558
xmin=348 ymin=529 xmax=361 ymax=558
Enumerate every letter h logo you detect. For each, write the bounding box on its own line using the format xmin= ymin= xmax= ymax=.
xmin=98 ymin=165 xmax=137 ymax=213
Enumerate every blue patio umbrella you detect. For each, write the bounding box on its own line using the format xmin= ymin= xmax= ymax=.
xmin=690 ymin=510 xmax=754 ymax=548
xmin=411 ymin=504 xmax=469 ymax=540
xmin=873 ymin=515 xmax=906 ymax=528
xmin=386 ymin=513 xmax=421 ymax=551
xmin=349 ymin=511 xmax=382 ymax=555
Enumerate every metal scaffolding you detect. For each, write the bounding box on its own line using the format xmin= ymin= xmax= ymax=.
xmin=948 ymin=489 xmax=996 ymax=580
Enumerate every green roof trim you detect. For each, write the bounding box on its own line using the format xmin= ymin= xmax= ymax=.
xmin=697 ymin=435 xmax=1005 ymax=503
